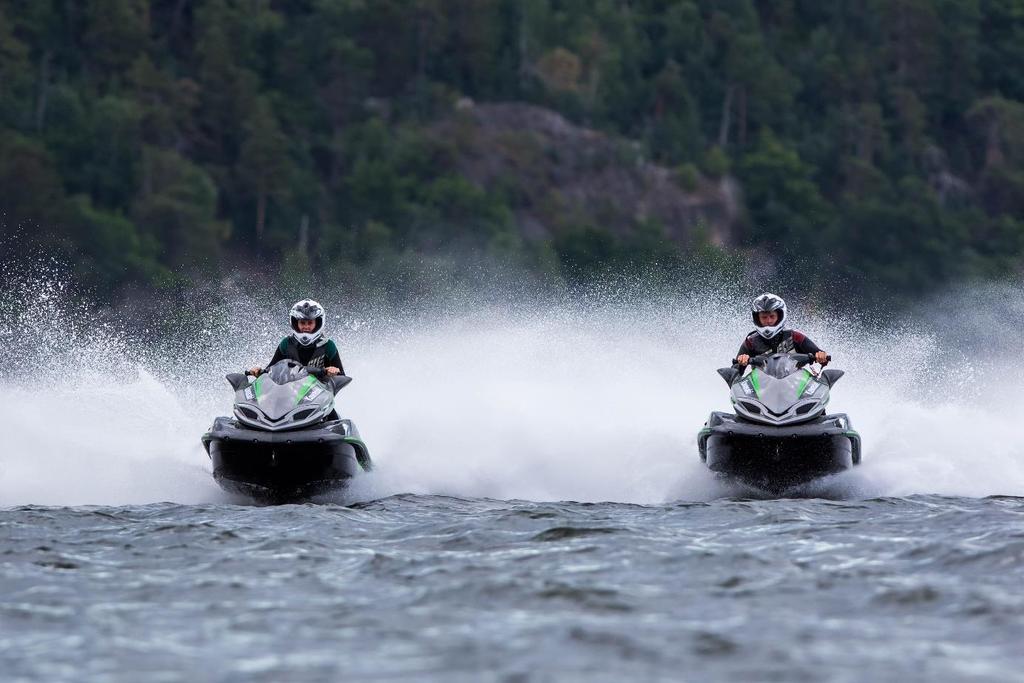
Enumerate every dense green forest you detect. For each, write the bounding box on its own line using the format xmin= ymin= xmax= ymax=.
xmin=2 ymin=0 xmax=1024 ymax=301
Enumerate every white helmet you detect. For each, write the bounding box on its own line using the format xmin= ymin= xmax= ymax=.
xmin=751 ymin=293 xmax=787 ymax=339
xmin=289 ymin=299 xmax=325 ymax=346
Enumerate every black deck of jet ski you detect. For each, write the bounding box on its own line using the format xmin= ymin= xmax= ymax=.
xmin=202 ymin=416 xmax=371 ymax=502
xmin=698 ymin=411 xmax=861 ymax=493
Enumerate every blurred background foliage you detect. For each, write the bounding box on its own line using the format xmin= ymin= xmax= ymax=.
xmin=1 ymin=0 xmax=1023 ymax=303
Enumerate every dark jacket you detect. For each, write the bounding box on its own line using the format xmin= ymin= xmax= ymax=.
xmin=269 ymin=337 xmax=344 ymax=373
xmin=736 ymin=329 xmax=821 ymax=362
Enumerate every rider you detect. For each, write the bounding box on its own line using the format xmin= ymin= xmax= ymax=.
xmin=735 ymin=293 xmax=829 ymax=368
xmin=248 ymin=299 xmax=344 ymax=377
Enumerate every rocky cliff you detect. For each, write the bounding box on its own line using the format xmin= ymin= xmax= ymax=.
xmin=432 ymin=102 xmax=741 ymax=249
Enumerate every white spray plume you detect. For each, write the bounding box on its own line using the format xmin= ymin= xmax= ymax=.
xmin=2 ymin=269 xmax=1023 ymax=506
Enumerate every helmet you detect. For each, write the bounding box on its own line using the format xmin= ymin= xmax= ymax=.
xmin=751 ymin=293 xmax=787 ymax=339
xmin=289 ymin=299 xmax=325 ymax=346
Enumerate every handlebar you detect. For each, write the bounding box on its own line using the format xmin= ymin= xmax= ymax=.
xmin=734 ymin=353 xmax=830 ymax=367
xmin=244 ymin=363 xmax=330 ymax=380
xmin=231 ymin=367 xmax=351 ymax=394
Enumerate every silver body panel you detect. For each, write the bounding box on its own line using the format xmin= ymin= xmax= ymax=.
xmin=233 ymin=362 xmax=336 ymax=432
xmin=730 ymin=354 xmax=830 ymax=426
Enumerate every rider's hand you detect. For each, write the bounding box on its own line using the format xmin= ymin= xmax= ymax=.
xmin=815 ymin=351 xmax=829 ymax=365
xmin=325 ymin=366 xmax=341 ymax=376
xmin=248 ymin=366 xmax=262 ymax=376
xmin=736 ymin=354 xmax=750 ymax=366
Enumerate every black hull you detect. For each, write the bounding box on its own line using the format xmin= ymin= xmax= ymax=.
xmin=698 ymin=412 xmax=860 ymax=494
xmin=202 ymin=417 xmax=371 ymax=503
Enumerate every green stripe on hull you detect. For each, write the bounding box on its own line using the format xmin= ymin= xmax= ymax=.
xmin=295 ymin=376 xmax=318 ymax=404
xmin=796 ymin=369 xmax=811 ymax=398
xmin=343 ymin=436 xmax=372 ymax=471
xmin=750 ymin=369 xmax=761 ymax=398
xmin=343 ymin=436 xmax=368 ymax=450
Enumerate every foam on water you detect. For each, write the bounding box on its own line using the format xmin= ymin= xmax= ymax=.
xmin=2 ymin=269 xmax=1023 ymax=506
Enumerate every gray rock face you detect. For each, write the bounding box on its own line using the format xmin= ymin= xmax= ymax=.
xmin=432 ymin=102 xmax=739 ymax=247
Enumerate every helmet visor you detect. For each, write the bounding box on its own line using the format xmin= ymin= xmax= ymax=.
xmin=291 ymin=316 xmax=323 ymax=334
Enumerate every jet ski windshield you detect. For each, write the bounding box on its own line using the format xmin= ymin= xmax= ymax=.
xmin=250 ymin=361 xmax=326 ymax=422
xmin=266 ymin=361 xmax=309 ymax=385
xmin=759 ymin=354 xmax=803 ymax=379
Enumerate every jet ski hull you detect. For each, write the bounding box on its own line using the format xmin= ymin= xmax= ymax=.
xmin=202 ymin=417 xmax=372 ymax=502
xmin=698 ymin=412 xmax=860 ymax=493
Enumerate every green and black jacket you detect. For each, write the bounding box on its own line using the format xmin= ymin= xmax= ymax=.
xmin=268 ymin=337 xmax=344 ymax=373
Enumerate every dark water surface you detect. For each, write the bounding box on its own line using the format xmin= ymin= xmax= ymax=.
xmin=2 ymin=495 xmax=1023 ymax=682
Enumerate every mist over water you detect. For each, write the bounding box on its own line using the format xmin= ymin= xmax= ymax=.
xmin=2 ymin=267 xmax=1023 ymax=507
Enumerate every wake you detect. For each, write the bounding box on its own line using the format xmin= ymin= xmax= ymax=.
xmin=2 ymin=270 xmax=1022 ymax=506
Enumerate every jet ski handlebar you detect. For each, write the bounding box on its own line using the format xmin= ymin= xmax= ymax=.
xmin=243 ymin=366 xmax=331 ymax=379
xmin=718 ymin=353 xmax=833 ymax=387
xmin=232 ymin=365 xmax=351 ymax=393
xmin=737 ymin=353 xmax=831 ymax=367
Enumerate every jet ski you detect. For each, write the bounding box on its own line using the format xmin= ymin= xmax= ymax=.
xmin=697 ymin=353 xmax=861 ymax=494
xmin=201 ymin=360 xmax=372 ymax=502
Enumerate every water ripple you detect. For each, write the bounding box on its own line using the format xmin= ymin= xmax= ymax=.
xmin=2 ymin=495 xmax=1023 ymax=681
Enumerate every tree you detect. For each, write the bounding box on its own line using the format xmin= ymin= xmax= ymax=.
xmin=192 ymin=0 xmax=259 ymax=165
xmin=70 ymin=195 xmax=169 ymax=291
xmin=737 ymin=131 xmax=834 ymax=252
xmin=0 ymin=7 xmax=32 ymax=128
xmin=648 ymin=59 xmax=700 ymax=164
xmin=705 ymin=0 xmax=796 ymax=149
xmin=237 ymin=96 xmax=293 ymax=245
xmin=133 ymin=146 xmax=229 ymax=266
xmin=966 ymin=96 xmax=1024 ymax=169
xmin=836 ymin=179 xmax=968 ymax=295
xmin=0 ymin=130 xmax=67 ymax=238
xmin=128 ymin=54 xmax=198 ymax=148
xmin=81 ymin=0 xmax=150 ymax=76
xmin=978 ymin=0 xmax=1024 ymax=102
